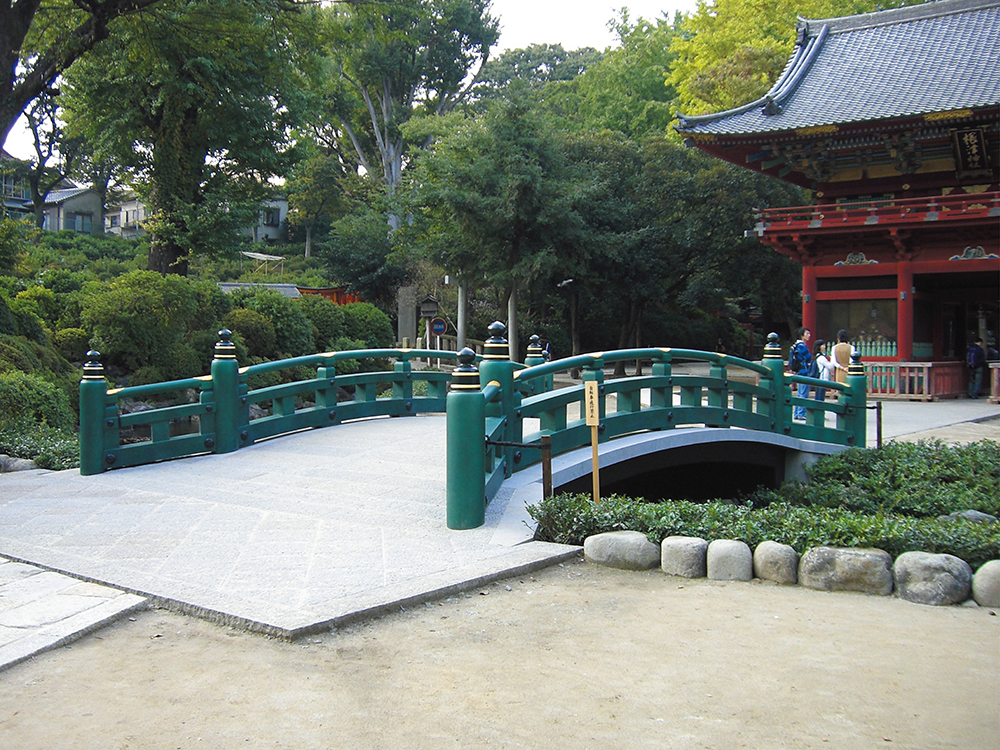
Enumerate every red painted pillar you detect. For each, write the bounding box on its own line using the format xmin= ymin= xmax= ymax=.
xmin=802 ymin=265 xmax=818 ymax=337
xmin=897 ymin=262 xmax=913 ymax=361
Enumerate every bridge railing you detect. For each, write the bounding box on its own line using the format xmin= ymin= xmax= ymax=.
xmin=445 ymin=325 xmax=868 ymax=529
xmin=79 ymin=329 xmax=463 ymax=475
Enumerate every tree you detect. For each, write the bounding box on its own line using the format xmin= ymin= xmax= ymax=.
xmin=409 ymin=97 xmax=577 ymax=357
xmin=22 ymin=93 xmax=79 ymax=229
xmin=0 ymin=0 xmax=163 ymax=149
xmin=541 ymin=12 xmax=681 ymax=138
xmin=286 ymin=153 xmax=347 ymax=258
xmin=62 ymin=0 xmax=306 ymax=275
xmin=320 ymin=0 xmax=499 ymax=206
xmin=470 ymin=43 xmax=602 ymax=109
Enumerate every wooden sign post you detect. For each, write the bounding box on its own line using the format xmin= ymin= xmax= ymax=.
xmin=585 ymin=380 xmax=600 ymax=504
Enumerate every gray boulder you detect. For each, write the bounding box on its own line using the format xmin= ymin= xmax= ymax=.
xmin=798 ymin=547 xmax=893 ymax=595
xmin=584 ymin=531 xmax=660 ymax=570
xmin=893 ymin=551 xmax=972 ymax=606
xmin=753 ymin=541 xmax=799 ymax=584
xmin=707 ymin=539 xmax=753 ymax=581
xmin=661 ymin=536 xmax=708 ymax=578
xmin=0 ymin=455 xmax=39 ymax=473
xmin=972 ymin=560 xmax=1000 ymax=608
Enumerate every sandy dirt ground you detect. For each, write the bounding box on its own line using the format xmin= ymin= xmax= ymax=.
xmin=0 ymin=556 xmax=997 ymax=750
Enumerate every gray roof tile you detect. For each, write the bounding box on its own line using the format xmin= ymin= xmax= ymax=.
xmin=676 ymin=0 xmax=1000 ymax=135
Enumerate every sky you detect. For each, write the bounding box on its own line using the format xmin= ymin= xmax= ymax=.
xmin=489 ymin=0 xmax=697 ymax=51
xmin=2 ymin=0 xmax=699 ymax=161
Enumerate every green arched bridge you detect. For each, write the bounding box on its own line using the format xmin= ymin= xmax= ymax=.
xmin=79 ymin=324 xmax=868 ymax=531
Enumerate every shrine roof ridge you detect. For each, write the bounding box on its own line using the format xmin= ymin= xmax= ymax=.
xmin=676 ymin=0 xmax=1000 ymax=137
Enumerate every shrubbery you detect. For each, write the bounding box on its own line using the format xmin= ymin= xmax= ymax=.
xmin=0 ymin=370 xmax=75 ymax=431
xmin=528 ymin=441 xmax=1000 ymax=569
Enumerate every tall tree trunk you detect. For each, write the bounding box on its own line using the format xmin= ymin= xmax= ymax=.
xmin=614 ymin=300 xmax=642 ymax=377
xmin=304 ymin=224 xmax=312 ymax=258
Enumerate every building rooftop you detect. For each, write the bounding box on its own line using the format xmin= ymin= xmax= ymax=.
xmin=676 ymin=0 xmax=1000 ymax=136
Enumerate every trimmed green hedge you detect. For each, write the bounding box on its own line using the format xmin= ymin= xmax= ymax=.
xmin=529 ymin=493 xmax=999 ymax=570
xmin=528 ymin=441 xmax=1000 ymax=569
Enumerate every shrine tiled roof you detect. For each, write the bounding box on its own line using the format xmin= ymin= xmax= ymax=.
xmin=675 ymin=0 xmax=1000 ymax=136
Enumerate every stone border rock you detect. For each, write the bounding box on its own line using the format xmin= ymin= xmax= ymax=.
xmin=582 ymin=531 xmax=999 ymax=608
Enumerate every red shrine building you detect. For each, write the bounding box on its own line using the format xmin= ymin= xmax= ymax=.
xmin=676 ymin=0 xmax=999 ymax=399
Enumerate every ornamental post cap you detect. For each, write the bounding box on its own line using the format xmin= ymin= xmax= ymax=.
xmin=487 ymin=321 xmax=507 ymax=341
xmin=526 ymin=334 xmax=542 ymax=355
xmin=82 ymin=350 xmax=104 ymax=379
xmin=457 ymin=347 xmax=478 ymax=367
xmin=849 ymin=352 xmax=865 ymax=375
xmin=214 ymin=329 xmax=237 ymax=360
xmin=450 ymin=347 xmax=481 ymax=391
xmin=763 ymin=332 xmax=782 ymax=358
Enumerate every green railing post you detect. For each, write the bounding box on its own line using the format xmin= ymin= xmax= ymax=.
xmin=761 ymin=332 xmax=788 ymax=435
xmin=79 ymin=350 xmax=108 ymax=476
xmin=210 ymin=329 xmax=241 ymax=454
xmin=393 ymin=356 xmax=414 ymax=414
xmin=479 ymin=321 xmax=519 ymax=476
xmin=707 ymin=356 xmax=729 ymax=427
xmin=524 ymin=334 xmax=551 ymax=393
xmin=845 ymin=353 xmax=868 ymax=447
xmin=447 ymin=348 xmax=486 ymax=530
xmin=650 ymin=353 xmax=673 ymax=417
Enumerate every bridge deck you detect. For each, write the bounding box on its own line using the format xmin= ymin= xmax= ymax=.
xmin=0 ymin=415 xmax=574 ymax=639
xmin=0 ymin=399 xmax=996 ymax=646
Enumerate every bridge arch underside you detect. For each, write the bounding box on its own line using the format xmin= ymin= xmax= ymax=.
xmin=548 ymin=429 xmax=848 ymax=502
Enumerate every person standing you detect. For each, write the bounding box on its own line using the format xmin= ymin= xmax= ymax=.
xmin=832 ymin=329 xmax=855 ymax=385
xmin=788 ymin=327 xmax=813 ymax=420
xmin=813 ymin=339 xmax=833 ymax=402
xmin=967 ymin=337 xmax=987 ymax=399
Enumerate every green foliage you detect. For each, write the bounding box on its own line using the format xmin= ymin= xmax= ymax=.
xmin=0 ymin=218 xmax=30 ymax=274
xmin=321 ymin=203 xmax=413 ymax=313
xmin=296 ymin=294 xmax=345 ymax=352
xmin=53 ymin=327 xmax=90 ymax=361
xmin=749 ymin=441 xmax=1000 ymax=517
xmin=229 ymin=288 xmax=314 ymax=358
xmin=0 ymin=422 xmax=79 ymax=471
xmin=0 ymin=371 xmax=75 ymax=431
xmin=529 ymin=492 xmax=999 ymax=570
xmin=223 ymin=308 xmax=278 ymax=359
xmin=81 ymin=270 xmax=201 ymax=370
xmin=341 ymin=303 xmax=394 ymax=349
xmin=62 ymin=0 xmax=305 ymax=274
xmin=5 ymin=296 xmax=46 ymax=343
xmin=15 ymin=285 xmax=59 ymax=326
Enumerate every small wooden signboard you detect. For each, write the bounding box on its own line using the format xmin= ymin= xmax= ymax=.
xmin=585 ymin=380 xmax=600 ymax=503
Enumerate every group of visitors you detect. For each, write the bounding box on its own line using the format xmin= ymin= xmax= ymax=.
xmin=787 ymin=328 xmax=856 ymax=421
xmin=788 ymin=327 xmax=995 ymax=416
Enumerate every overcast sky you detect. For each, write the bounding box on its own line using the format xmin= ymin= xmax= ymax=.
xmin=2 ymin=0 xmax=699 ymax=160
xmin=490 ymin=0 xmax=697 ymax=51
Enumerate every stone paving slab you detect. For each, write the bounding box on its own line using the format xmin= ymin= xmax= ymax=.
xmin=0 ymin=558 xmax=146 ymax=671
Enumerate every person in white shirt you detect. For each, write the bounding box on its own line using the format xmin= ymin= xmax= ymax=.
xmin=813 ymin=339 xmax=833 ymax=401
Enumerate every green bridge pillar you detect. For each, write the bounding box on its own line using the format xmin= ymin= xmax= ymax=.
xmin=210 ymin=329 xmax=241 ymax=454
xmin=79 ymin=351 xmax=108 ymax=476
xmin=762 ymin=332 xmax=789 ymax=435
xmin=480 ymin=322 xmax=520 ymax=475
xmin=845 ymin=354 xmax=868 ymax=447
xmin=447 ymin=348 xmax=486 ymax=530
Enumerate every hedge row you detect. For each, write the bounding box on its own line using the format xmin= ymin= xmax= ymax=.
xmin=528 ymin=493 xmax=1000 ymax=570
